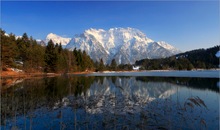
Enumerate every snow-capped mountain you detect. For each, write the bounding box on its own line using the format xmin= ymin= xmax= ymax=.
xmin=36 ymin=39 xmax=46 ymax=46
xmin=4 ymin=33 xmax=9 ymax=37
xmin=45 ymin=33 xmax=71 ymax=47
xmin=66 ymin=27 xmax=181 ymax=64
xmin=4 ymin=33 xmax=22 ymax=40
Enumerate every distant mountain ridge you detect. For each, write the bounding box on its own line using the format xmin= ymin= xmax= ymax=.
xmin=6 ymin=27 xmax=181 ymax=64
xmin=35 ymin=33 xmax=71 ymax=47
xmin=45 ymin=33 xmax=71 ymax=47
xmin=65 ymin=27 xmax=181 ymax=64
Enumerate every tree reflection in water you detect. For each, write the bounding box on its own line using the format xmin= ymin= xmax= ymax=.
xmin=1 ymin=76 xmax=219 ymax=129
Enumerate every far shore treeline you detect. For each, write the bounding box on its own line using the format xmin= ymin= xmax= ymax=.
xmin=135 ymin=45 xmax=219 ymax=70
xmin=1 ymin=29 xmax=219 ymax=73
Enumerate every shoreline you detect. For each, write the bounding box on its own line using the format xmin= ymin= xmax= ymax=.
xmin=0 ymin=71 xmax=94 ymax=79
xmin=1 ymin=69 xmax=219 ymax=89
xmin=1 ymin=69 xmax=219 ymax=79
xmin=80 ymin=70 xmax=220 ymax=78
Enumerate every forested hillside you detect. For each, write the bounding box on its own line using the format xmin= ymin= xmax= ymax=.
xmin=0 ymin=29 xmax=95 ymax=73
xmin=135 ymin=46 xmax=219 ymax=70
xmin=1 ymin=29 xmax=133 ymax=73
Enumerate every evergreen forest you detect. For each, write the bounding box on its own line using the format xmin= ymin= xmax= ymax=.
xmin=0 ymin=29 xmax=132 ymax=73
xmin=135 ymin=46 xmax=219 ymax=70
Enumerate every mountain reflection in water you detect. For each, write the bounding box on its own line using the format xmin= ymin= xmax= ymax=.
xmin=1 ymin=76 xmax=219 ymax=130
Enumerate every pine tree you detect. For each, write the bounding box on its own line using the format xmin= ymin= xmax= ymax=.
xmin=58 ymin=43 xmax=62 ymax=53
xmin=110 ymin=59 xmax=117 ymax=71
xmin=0 ymin=30 xmax=18 ymax=67
xmin=17 ymin=33 xmax=30 ymax=63
xmin=44 ymin=40 xmax=58 ymax=72
xmin=98 ymin=58 xmax=105 ymax=71
xmin=82 ymin=50 xmax=94 ymax=71
xmin=25 ymin=39 xmax=45 ymax=72
xmin=21 ymin=33 xmax=29 ymax=43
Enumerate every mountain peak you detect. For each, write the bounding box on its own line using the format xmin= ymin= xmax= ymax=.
xmin=66 ymin=27 xmax=181 ymax=64
xmin=47 ymin=32 xmax=56 ymax=36
xmin=46 ymin=33 xmax=59 ymax=38
xmin=45 ymin=33 xmax=71 ymax=46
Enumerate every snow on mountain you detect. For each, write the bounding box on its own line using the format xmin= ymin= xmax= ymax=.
xmin=4 ymin=33 xmax=9 ymax=37
xmin=157 ymin=41 xmax=180 ymax=53
xmin=45 ymin=33 xmax=71 ymax=47
xmin=15 ymin=36 xmax=22 ymax=39
xmin=36 ymin=39 xmax=46 ymax=46
xmin=5 ymin=33 xmax=22 ymax=40
xmin=66 ymin=27 xmax=181 ymax=64
xmin=4 ymin=33 xmax=21 ymax=39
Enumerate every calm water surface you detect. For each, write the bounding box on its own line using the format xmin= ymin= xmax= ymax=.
xmin=1 ymin=75 xmax=219 ymax=130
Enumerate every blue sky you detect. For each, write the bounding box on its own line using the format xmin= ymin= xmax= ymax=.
xmin=1 ymin=1 xmax=219 ymax=51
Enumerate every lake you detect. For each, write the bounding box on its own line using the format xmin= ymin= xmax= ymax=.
xmin=1 ymin=72 xmax=219 ymax=130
